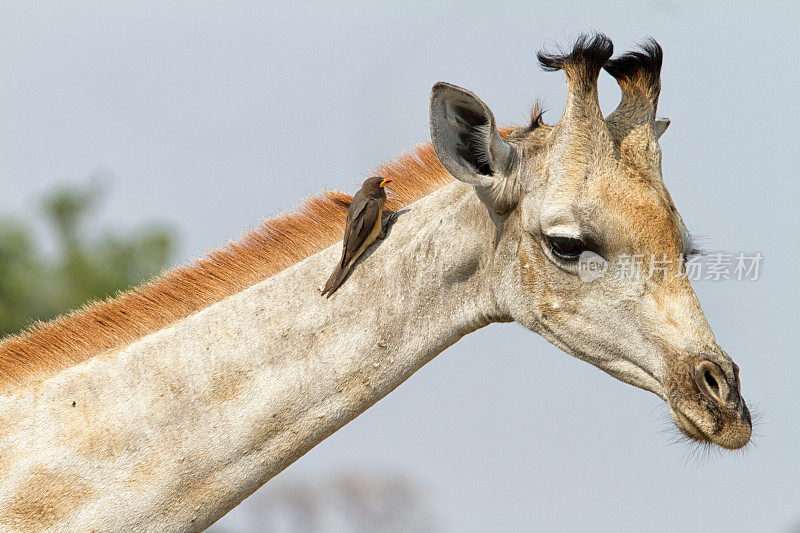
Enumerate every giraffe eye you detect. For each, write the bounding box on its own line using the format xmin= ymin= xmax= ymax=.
xmin=547 ymin=236 xmax=585 ymax=261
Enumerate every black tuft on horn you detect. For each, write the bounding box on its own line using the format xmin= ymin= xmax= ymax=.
xmin=537 ymin=33 xmax=614 ymax=82
xmin=603 ymin=38 xmax=663 ymax=88
xmin=527 ymin=102 xmax=545 ymax=131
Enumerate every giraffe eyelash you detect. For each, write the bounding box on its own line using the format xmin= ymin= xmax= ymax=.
xmin=684 ymin=232 xmax=707 ymax=261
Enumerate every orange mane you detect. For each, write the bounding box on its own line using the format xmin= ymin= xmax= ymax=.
xmin=0 ymin=140 xmax=460 ymax=393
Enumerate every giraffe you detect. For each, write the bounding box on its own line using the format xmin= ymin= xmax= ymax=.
xmin=0 ymin=33 xmax=750 ymax=531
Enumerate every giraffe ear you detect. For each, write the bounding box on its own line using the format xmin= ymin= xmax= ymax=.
xmin=429 ymin=82 xmax=519 ymax=213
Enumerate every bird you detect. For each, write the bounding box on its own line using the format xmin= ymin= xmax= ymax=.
xmin=322 ymin=176 xmax=393 ymax=297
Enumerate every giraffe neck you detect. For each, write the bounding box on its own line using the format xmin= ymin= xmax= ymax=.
xmin=0 ymin=180 xmax=507 ymax=531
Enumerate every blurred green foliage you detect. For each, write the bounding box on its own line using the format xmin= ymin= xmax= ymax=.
xmin=0 ymin=182 xmax=175 ymax=338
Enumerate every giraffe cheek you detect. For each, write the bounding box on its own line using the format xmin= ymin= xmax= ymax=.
xmin=517 ymin=247 xmax=539 ymax=296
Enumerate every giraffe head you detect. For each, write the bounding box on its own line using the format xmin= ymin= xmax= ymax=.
xmin=429 ymin=34 xmax=751 ymax=449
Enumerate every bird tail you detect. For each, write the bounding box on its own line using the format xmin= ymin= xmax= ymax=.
xmin=321 ymin=262 xmax=351 ymax=298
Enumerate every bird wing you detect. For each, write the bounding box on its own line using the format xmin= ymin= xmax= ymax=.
xmin=340 ymin=195 xmax=381 ymax=267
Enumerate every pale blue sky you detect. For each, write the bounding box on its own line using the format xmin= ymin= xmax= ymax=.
xmin=2 ymin=1 xmax=799 ymax=531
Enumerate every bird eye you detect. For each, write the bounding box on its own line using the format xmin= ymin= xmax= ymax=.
xmin=374 ymin=182 xmax=379 ymax=186
xmin=547 ymin=235 xmax=585 ymax=261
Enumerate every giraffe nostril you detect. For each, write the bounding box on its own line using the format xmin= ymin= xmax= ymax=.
xmin=694 ymin=360 xmax=732 ymax=407
xmin=703 ymin=369 xmax=719 ymax=394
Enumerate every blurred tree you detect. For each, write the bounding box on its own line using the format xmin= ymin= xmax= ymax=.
xmin=209 ymin=470 xmax=440 ymax=533
xmin=0 ymin=181 xmax=175 ymax=338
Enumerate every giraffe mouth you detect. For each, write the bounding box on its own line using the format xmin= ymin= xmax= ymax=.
xmin=668 ymin=403 xmax=752 ymax=450
xmin=670 ymin=407 xmax=711 ymax=443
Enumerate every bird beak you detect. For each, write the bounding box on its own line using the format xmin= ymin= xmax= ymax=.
xmin=379 ymin=178 xmax=392 ymax=188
